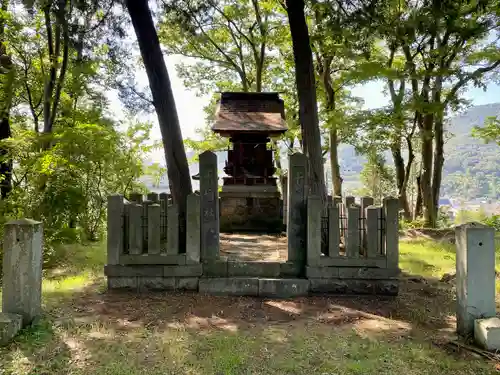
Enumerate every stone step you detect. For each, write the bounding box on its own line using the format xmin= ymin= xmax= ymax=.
xmin=0 ymin=313 xmax=22 ymax=346
xmin=198 ymin=277 xmax=309 ymax=298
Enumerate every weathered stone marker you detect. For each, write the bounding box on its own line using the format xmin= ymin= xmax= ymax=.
xmin=455 ymin=223 xmax=496 ymax=337
xmin=2 ymin=219 xmax=43 ymax=326
xmin=199 ymin=151 xmax=220 ymax=261
xmin=287 ymin=152 xmax=307 ymax=267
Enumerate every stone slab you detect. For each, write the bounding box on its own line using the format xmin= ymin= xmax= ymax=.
xmin=138 ymin=277 xmax=176 ymax=291
xmin=258 ymin=278 xmax=309 ymax=298
xmin=309 ymin=278 xmax=396 ymax=295
xmin=108 ymin=276 xmax=138 ymax=290
xmin=227 ymin=262 xmax=281 ymax=277
xmin=176 ymin=278 xmax=199 ymax=291
xmin=305 ymin=266 xmax=399 ymax=279
xmin=0 ymin=313 xmax=22 ymax=346
xmin=202 ymin=261 xmax=228 ymax=277
xmin=306 ymin=266 xmax=340 ymax=279
xmin=104 ymin=265 xmax=163 ymax=277
xmin=279 ymin=262 xmax=302 ymax=277
xmin=338 ymin=267 xmax=399 ymax=279
xmin=119 ymin=254 xmax=186 ymax=265
xmin=475 ymin=317 xmax=500 ymax=351
xmin=198 ymin=277 xmax=259 ymax=296
xmin=163 ymin=264 xmax=203 ymax=277
xmin=317 ymin=256 xmax=387 ymax=268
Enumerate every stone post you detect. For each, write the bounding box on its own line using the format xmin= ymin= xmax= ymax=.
xmin=199 ymin=151 xmax=220 ymax=261
xmin=287 ymin=152 xmax=307 ymax=266
xmin=328 ymin=204 xmax=340 ymax=257
xmin=456 ymin=223 xmax=496 ymax=337
xmin=147 ymin=203 xmax=161 ymax=254
xmin=344 ymin=196 xmax=355 ymax=207
xmin=107 ymin=195 xmax=124 ymax=264
xmin=147 ymin=192 xmax=159 ymax=203
xmin=365 ymin=206 xmax=379 ymax=258
xmin=360 ymin=196 xmax=374 ymax=253
xmin=129 ymin=192 xmax=143 ymax=203
xmin=166 ymin=204 xmax=179 ymax=255
xmin=2 ymin=219 xmax=43 ymax=326
xmin=384 ymin=197 xmax=399 ymax=267
xmin=186 ymin=194 xmax=201 ymax=264
xmin=128 ymin=203 xmax=143 ymax=255
xmin=307 ymin=195 xmax=322 ymax=266
xmin=346 ymin=205 xmax=360 ymax=258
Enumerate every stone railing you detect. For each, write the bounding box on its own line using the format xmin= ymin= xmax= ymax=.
xmin=105 ymin=151 xmax=401 ymax=296
xmin=106 ymin=192 xmax=201 ymax=267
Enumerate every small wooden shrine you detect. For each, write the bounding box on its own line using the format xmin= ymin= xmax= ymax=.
xmin=213 ymin=92 xmax=287 ymax=232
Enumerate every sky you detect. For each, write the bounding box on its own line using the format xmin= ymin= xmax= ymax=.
xmin=112 ymin=54 xmax=500 ymax=165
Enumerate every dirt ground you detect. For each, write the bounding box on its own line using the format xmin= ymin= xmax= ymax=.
xmin=219 ymin=232 xmax=288 ymax=262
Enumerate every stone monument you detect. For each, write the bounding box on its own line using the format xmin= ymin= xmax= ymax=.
xmin=212 ymin=92 xmax=288 ymax=232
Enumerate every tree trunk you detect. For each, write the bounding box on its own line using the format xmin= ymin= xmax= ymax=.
xmin=286 ymin=0 xmax=326 ymax=201
xmin=414 ymin=175 xmax=423 ymax=220
xmin=0 ymin=0 xmax=13 ymax=199
xmin=391 ymin=145 xmax=411 ymax=220
xmin=431 ymin=112 xmax=444 ymax=227
xmin=125 ymin=0 xmax=193 ymax=250
xmin=0 ymin=117 xmax=12 ymax=199
xmin=329 ymin=127 xmax=342 ymax=196
xmin=420 ymin=113 xmax=434 ymax=226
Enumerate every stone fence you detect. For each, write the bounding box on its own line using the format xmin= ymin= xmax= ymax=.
xmin=105 ymin=151 xmax=400 ymax=296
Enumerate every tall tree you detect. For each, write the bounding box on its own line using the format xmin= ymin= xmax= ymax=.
xmin=0 ymin=0 xmax=13 ymax=198
xmin=124 ymin=0 xmax=193 ymax=245
xmin=402 ymin=0 xmax=500 ymax=226
xmin=285 ymin=0 xmax=326 ymax=200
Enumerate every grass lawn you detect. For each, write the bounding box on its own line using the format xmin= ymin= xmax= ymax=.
xmin=1 ymin=236 xmax=500 ymax=374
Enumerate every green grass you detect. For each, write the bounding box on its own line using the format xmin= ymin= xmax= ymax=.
xmin=399 ymin=236 xmax=500 ymax=278
xmin=400 ymin=239 xmax=456 ymax=278
xmin=1 ymin=237 xmax=499 ymax=374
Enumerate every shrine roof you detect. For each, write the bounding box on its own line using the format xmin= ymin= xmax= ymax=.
xmin=212 ymin=92 xmax=288 ymax=135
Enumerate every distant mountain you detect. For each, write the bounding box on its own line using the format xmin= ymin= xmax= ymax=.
xmin=143 ymin=103 xmax=500 ymax=200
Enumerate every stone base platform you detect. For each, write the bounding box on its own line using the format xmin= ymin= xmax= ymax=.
xmin=105 ymin=264 xmax=399 ymax=297
xmin=219 ymin=186 xmax=283 ymax=233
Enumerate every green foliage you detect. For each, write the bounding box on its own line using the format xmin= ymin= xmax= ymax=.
xmin=0 ymin=0 xmax=149 ymax=267
xmin=473 ymin=116 xmax=500 ymax=145
xmin=483 ymin=215 xmax=500 ymax=231
xmin=0 ymin=117 xmax=150 ymax=263
xmin=353 ymin=152 xmax=396 ymax=204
